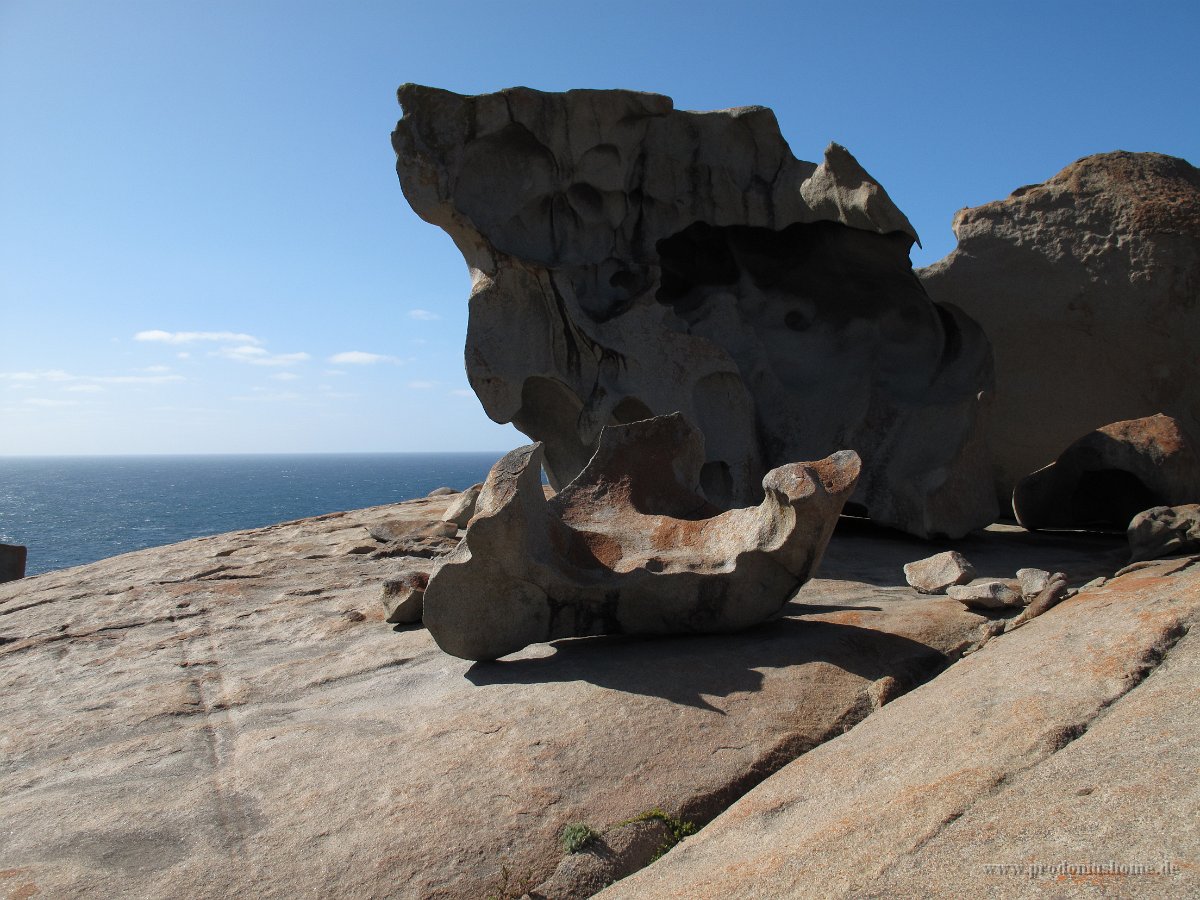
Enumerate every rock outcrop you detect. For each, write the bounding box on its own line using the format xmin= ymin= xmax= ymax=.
xmin=602 ymin=557 xmax=1200 ymax=899
xmin=0 ymin=487 xmax=1149 ymax=899
xmin=0 ymin=543 xmax=25 ymax=583
xmin=1014 ymin=414 xmax=1200 ymax=531
xmin=946 ymin=578 xmax=1024 ymax=610
xmin=1128 ymin=503 xmax=1200 ymax=563
xmin=920 ymin=151 xmax=1200 ymax=500
xmin=393 ymin=84 xmax=997 ymax=539
xmin=422 ymin=414 xmax=860 ymax=661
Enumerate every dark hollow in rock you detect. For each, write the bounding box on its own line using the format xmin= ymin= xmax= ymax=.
xmin=1014 ymin=414 xmax=1200 ymax=532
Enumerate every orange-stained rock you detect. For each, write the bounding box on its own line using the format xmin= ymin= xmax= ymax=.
xmin=1014 ymin=414 xmax=1200 ymax=530
xmin=921 ymin=152 xmax=1200 ymax=501
xmin=422 ymin=414 xmax=860 ymax=661
xmin=601 ymin=557 xmax=1200 ymax=900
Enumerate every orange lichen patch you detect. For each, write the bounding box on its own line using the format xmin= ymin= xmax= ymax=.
xmin=1100 ymin=415 xmax=1188 ymax=457
xmin=804 ymin=456 xmax=858 ymax=495
xmin=569 ymin=529 xmax=624 ymax=569
xmin=649 ymin=517 xmax=711 ymax=553
xmin=8 ymin=883 xmax=40 ymax=900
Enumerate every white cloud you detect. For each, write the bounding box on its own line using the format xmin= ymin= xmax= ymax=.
xmin=407 ymin=380 xmax=436 ymax=389
xmin=408 ymin=309 xmax=440 ymax=321
xmin=450 ymin=388 xmax=475 ymax=397
xmin=176 ymin=352 xmax=191 ymax=360
xmin=25 ymin=397 xmax=78 ymax=407
xmin=64 ymin=384 xmax=105 ymax=393
xmin=328 ymin=351 xmax=398 ymax=365
xmin=231 ymin=388 xmax=303 ymax=403
xmin=135 ymin=330 xmax=261 ymax=345
xmin=94 ymin=374 xmax=185 ymax=384
xmin=0 ymin=369 xmax=70 ymax=382
xmin=217 ymin=345 xmax=310 ymax=367
xmin=322 ymin=369 xmax=347 ymax=377
xmin=141 ymin=365 xmax=172 ymax=373
xmin=0 ymin=369 xmax=182 ymax=386
xmin=270 ymin=372 xmax=300 ymax=381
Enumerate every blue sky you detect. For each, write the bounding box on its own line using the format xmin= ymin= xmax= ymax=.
xmin=2 ymin=0 xmax=1197 ymax=454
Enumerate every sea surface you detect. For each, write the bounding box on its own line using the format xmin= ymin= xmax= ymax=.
xmin=0 ymin=453 xmax=505 ymax=576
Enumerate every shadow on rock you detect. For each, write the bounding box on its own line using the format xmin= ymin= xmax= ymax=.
xmin=465 ymin=618 xmax=947 ymax=712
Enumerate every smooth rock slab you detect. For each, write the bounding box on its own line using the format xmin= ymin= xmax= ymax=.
xmin=947 ymin=578 xmax=1024 ymax=610
xmin=440 ymin=483 xmax=481 ymax=528
xmin=602 ymin=558 xmax=1200 ymax=899
xmin=423 ymin=414 xmax=860 ymax=661
xmin=0 ymin=494 xmax=996 ymax=900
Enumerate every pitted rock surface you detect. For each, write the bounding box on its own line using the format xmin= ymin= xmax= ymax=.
xmin=422 ymin=414 xmax=860 ymax=661
xmin=393 ymin=84 xmax=996 ymax=539
xmin=921 ymin=151 xmax=1200 ymax=500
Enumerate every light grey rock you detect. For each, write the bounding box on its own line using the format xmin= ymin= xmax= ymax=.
xmin=1128 ymin=503 xmax=1200 ymax=563
xmin=440 ymin=482 xmax=482 ymax=528
xmin=381 ymin=566 xmax=430 ymax=624
xmin=422 ymin=413 xmax=860 ymax=661
xmin=393 ymin=84 xmax=997 ymax=539
xmin=1016 ymin=567 xmax=1052 ymax=601
xmin=426 ymin=485 xmax=458 ymax=497
xmin=903 ymin=551 xmax=976 ymax=594
xmin=367 ymin=518 xmax=460 ymax=558
xmin=1014 ymin=414 xmax=1200 ymax=531
xmin=920 ymin=152 xmax=1200 ymax=501
xmin=947 ymin=578 xmax=1024 ymax=610
xmin=1080 ymin=575 xmax=1108 ymax=590
xmin=1005 ymin=572 xmax=1070 ymax=632
xmin=0 ymin=543 xmax=26 ymax=583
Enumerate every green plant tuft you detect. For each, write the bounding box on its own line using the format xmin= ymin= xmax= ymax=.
xmin=561 ymin=822 xmax=598 ymax=854
xmin=619 ymin=807 xmax=697 ymax=861
xmin=487 ymin=864 xmax=536 ymax=900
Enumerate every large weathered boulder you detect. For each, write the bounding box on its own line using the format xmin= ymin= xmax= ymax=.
xmin=422 ymin=414 xmax=860 ymax=661
xmin=393 ymin=85 xmax=997 ymax=539
xmin=1014 ymin=414 xmax=1200 ymax=531
xmin=920 ymin=151 xmax=1200 ymax=500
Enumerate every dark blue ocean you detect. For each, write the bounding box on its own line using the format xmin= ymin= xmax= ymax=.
xmin=0 ymin=453 xmax=505 ymax=576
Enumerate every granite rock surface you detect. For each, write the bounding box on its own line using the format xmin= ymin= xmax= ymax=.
xmin=602 ymin=556 xmax=1200 ymax=899
xmin=393 ymin=84 xmax=997 ymax=539
xmin=920 ymin=151 xmax=1200 ymax=499
xmin=1014 ymin=414 xmax=1200 ymax=531
xmin=423 ymin=414 xmax=859 ymax=660
xmin=0 ymin=495 xmax=1134 ymax=899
